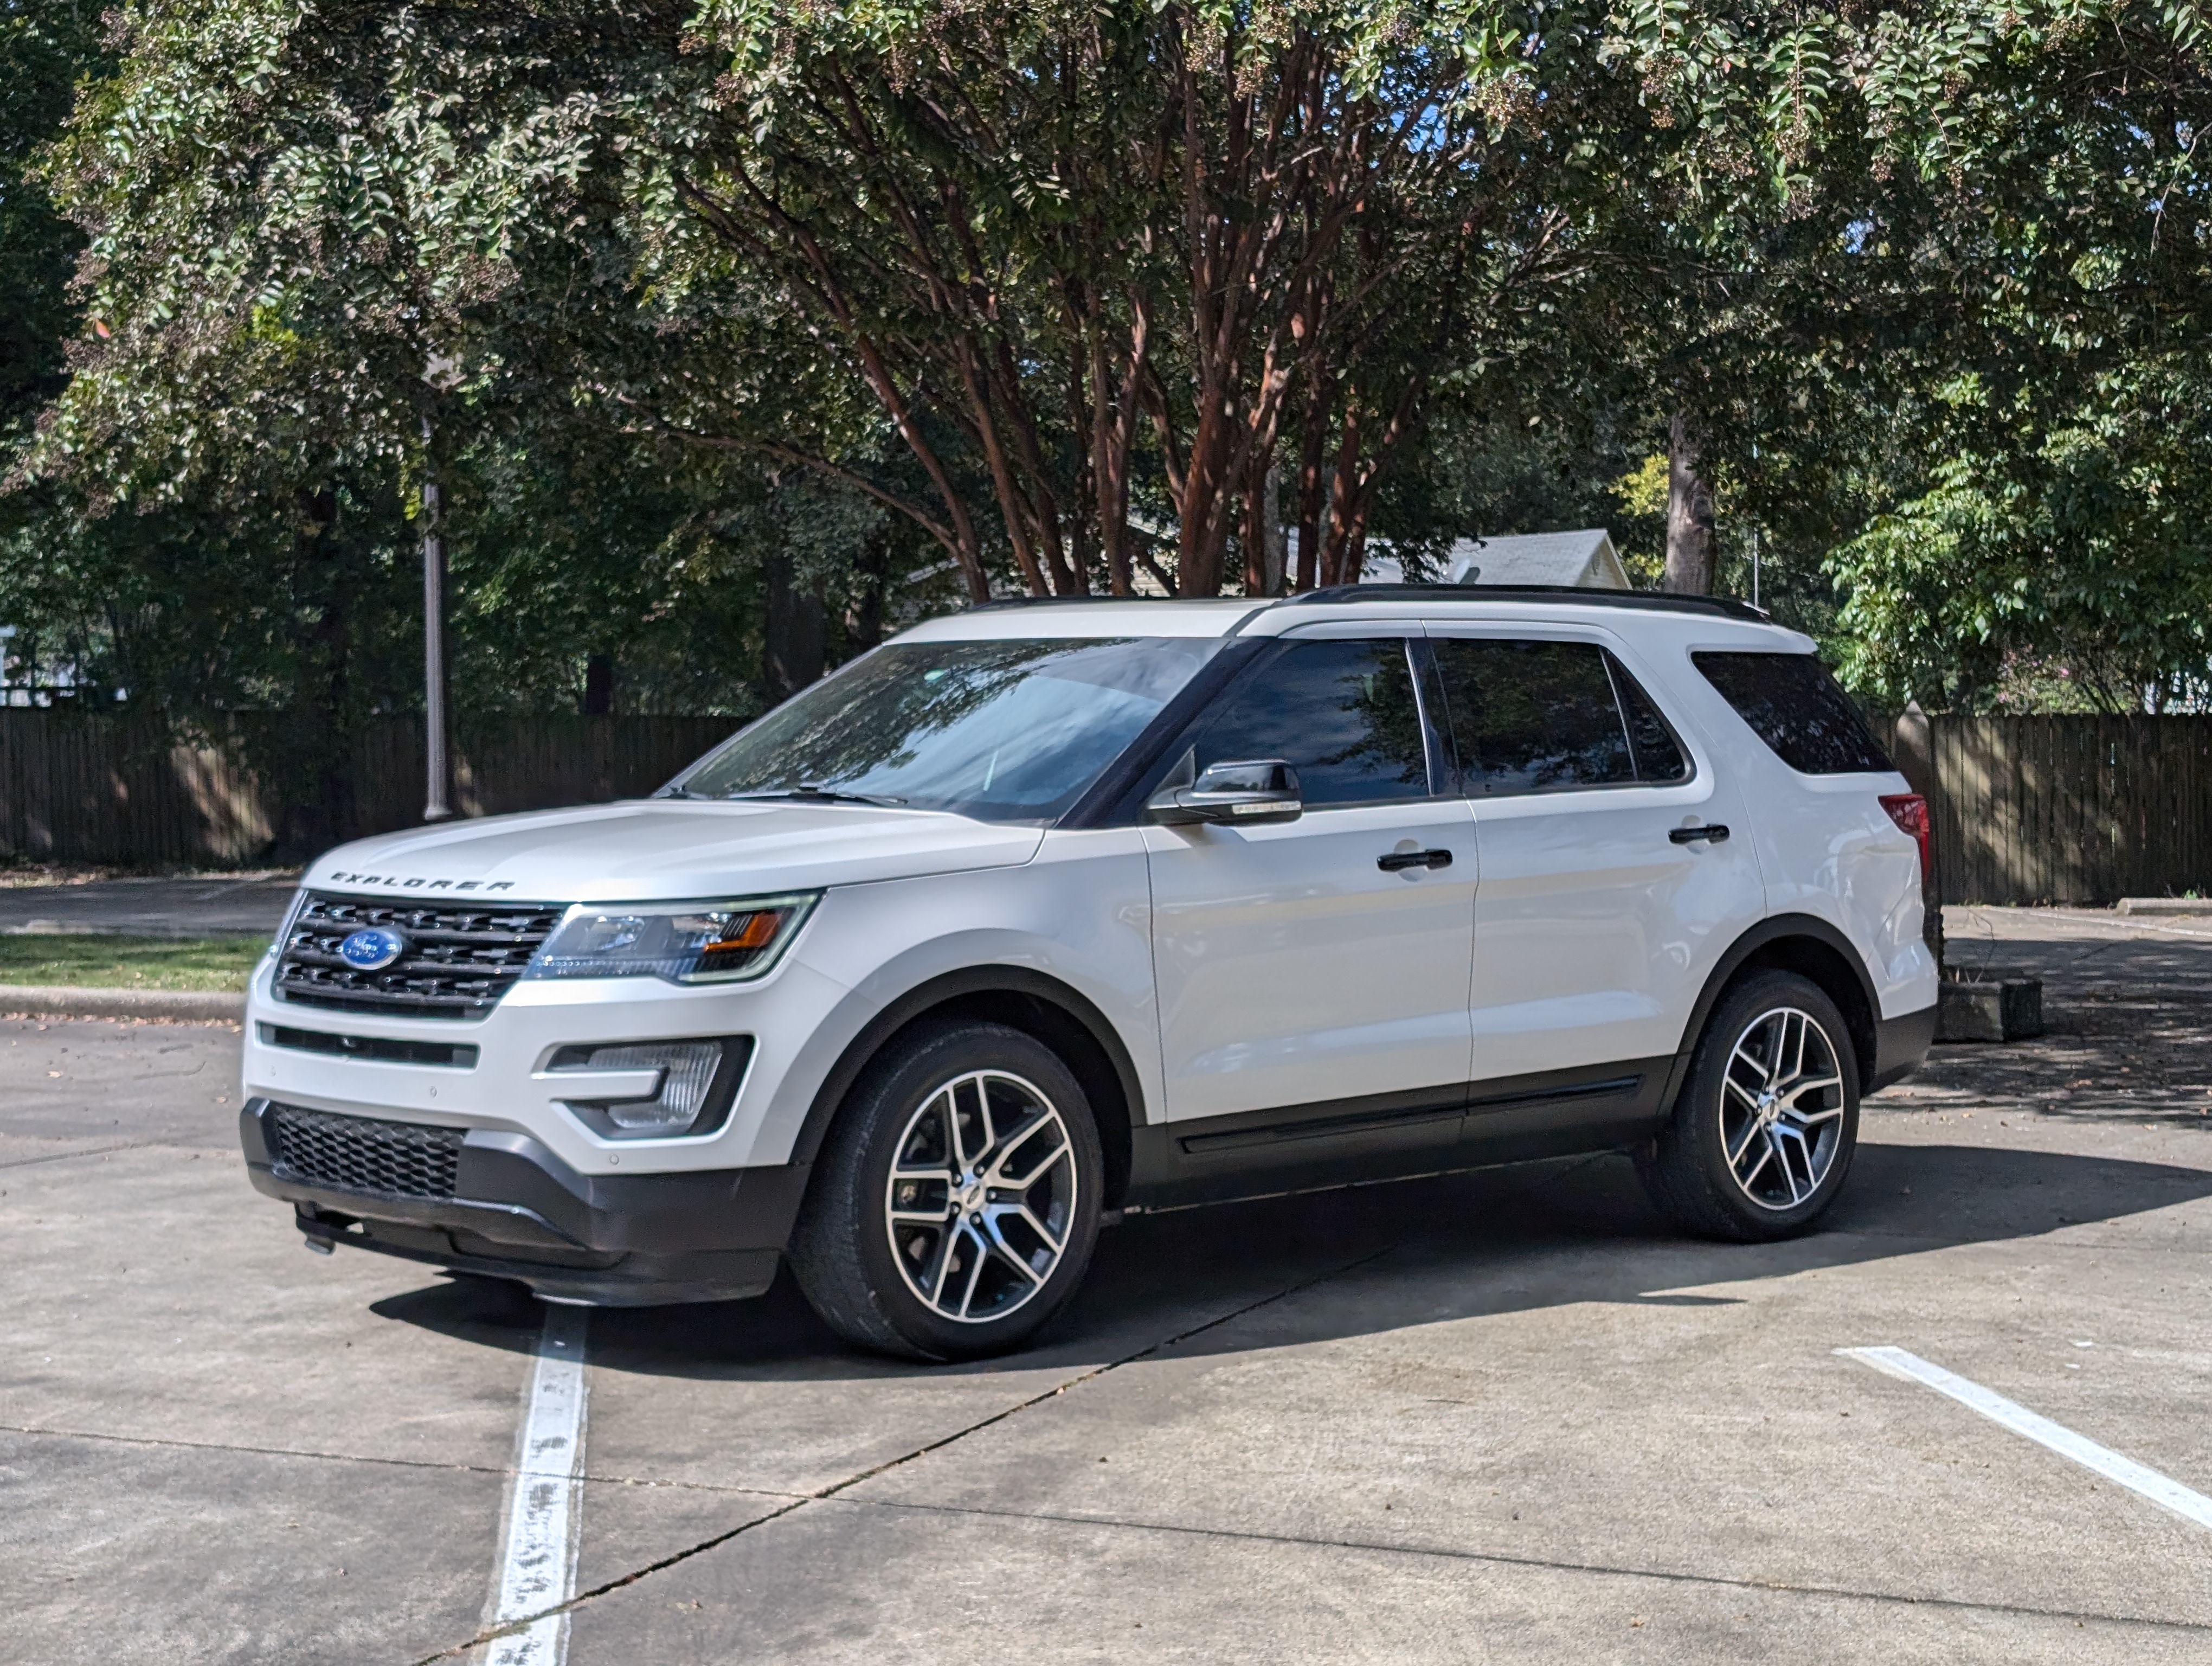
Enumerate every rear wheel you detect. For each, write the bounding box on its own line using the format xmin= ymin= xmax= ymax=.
xmin=790 ymin=1020 xmax=1103 ymax=1360
xmin=1639 ymin=970 xmax=1860 ymax=1241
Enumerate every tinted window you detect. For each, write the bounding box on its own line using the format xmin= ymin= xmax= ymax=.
xmin=1194 ymin=639 xmax=1430 ymax=806
xmin=676 ymin=637 xmax=1219 ymax=822
xmin=1432 ymin=639 xmax=1636 ymax=793
xmin=1694 ymin=651 xmax=1892 ymax=774
xmin=1614 ymin=661 xmax=1692 ymax=783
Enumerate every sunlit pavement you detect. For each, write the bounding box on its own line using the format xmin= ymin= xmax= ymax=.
xmin=5 ymin=906 xmax=2209 ymax=1664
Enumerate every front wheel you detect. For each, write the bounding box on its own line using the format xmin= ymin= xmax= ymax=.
xmin=790 ymin=1020 xmax=1104 ymax=1361
xmin=1638 ymin=970 xmax=1861 ymax=1241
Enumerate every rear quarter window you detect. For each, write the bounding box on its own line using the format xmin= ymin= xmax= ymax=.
xmin=1693 ymin=651 xmax=1893 ymax=775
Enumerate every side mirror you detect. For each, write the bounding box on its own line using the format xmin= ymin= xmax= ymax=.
xmin=1148 ymin=758 xmax=1303 ymax=826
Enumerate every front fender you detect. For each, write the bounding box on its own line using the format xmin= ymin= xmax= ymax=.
xmin=745 ymin=837 xmax=1159 ymax=1168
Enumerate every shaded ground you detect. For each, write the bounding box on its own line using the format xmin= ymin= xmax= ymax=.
xmin=2 ymin=906 xmax=2208 ymax=1664
xmin=1916 ymin=904 xmax=2212 ymax=1125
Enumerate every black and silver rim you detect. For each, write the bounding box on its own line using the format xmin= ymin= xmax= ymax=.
xmin=1719 ymin=1006 xmax=1847 ymax=1211
xmin=883 ymin=1069 xmax=1077 ymax=1324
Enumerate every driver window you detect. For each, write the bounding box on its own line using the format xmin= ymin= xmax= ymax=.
xmin=1193 ymin=639 xmax=1432 ymax=806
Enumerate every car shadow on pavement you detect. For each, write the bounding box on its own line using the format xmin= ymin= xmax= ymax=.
xmin=368 ymin=1137 xmax=2212 ymax=1381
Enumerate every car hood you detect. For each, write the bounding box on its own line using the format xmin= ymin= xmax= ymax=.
xmin=300 ymin=799 xmax=1045 ymax=905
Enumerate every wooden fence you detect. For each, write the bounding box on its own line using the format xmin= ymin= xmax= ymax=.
xmin=5 ymin=707 xmax=2210 ymax=902
xmin=0 ymin=712 xmax=737 ymax=868
xmin=1895 ymin=714 xmax=2212 ymax=906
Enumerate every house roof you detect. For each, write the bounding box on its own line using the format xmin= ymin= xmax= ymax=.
xmin=1358 ymin=528 xmax=1630 ymax=589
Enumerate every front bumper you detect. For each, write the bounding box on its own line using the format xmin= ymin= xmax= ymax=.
xmin=241 ymin=1100 xmax=808 ymax=1305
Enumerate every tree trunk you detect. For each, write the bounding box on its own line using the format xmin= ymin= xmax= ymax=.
xmin=420 ymin=438 xmax=453 ymax=824
xmin=1294 ymin=382 xmax=1329 ymax=592
xmin=843 ymin=529 xmax=891 ymax=654
xmin=763 ymin=556 xmax=827 ymax=702
xmin=1262 ymin=460 xmax=1287 ymax=595
xmin=581 ymin=654 xmax=614 ymax=716
xmin=1240 ymin=466 xmax=1268 ymax=596
xmin=1663 ymin=411 xmax=1717 ymax=596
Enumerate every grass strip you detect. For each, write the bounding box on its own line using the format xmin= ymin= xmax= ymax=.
xmin=0 ymin=934 xmax=267 ymax=991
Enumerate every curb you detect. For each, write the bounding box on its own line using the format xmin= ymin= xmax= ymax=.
xmin=2117 ymin=898 xmax=2212 ymax=917
xmin=0 ymin=984 xmax=246 ymax=1023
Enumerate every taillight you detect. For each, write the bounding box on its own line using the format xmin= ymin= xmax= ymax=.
xmin=1880 ymin=793 xmax=1931 ymax=881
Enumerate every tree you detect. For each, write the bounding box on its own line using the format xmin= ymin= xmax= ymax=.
xmin=1602 ymin=0 xmax=2212 ymax=655
xmin=11 ymin=0 xmax=927 ymax=847
xmin=629 ymin=1 xmax=1692 ymax=598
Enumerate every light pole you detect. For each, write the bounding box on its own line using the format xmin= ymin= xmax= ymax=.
xmin=421 ymin=411 xmax=453 ymax=822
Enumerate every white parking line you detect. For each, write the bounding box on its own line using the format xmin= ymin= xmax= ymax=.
xmin=1841 ymin=1345 xmax=2212 ymax=1532
xmin=486 ymin=1305 xmax=590 ymax=1666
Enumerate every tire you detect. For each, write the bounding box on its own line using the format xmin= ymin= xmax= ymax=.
xmin=1638 ymin=970 xmax=1861 ymax=1242
xmin=790 ymin=1020 xmax=1105 ymax=1361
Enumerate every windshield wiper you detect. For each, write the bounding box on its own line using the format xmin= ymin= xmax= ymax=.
xmin=724 ymin=785 xmax=909 ymax=808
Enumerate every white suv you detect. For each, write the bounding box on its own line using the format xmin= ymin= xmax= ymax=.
xmin=240 ymin=588 xmax=1938 ymax=1359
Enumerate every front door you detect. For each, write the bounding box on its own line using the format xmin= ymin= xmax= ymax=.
xmin=1143 ymin=632 xmax=1476 ymax=1125
xmin=1426 ymin=628 xmax=1766 ymax=1116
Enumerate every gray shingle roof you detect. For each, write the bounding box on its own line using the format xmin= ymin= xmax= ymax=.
xmin=1353 ymin=528 xmax=1630 ymax=588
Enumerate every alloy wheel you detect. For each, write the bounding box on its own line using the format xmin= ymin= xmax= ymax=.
xmin=1718 ymin=1005 xmax=1847 ymax=1210
xmin=883 ymin=1069 xmax=1078 ymax=1323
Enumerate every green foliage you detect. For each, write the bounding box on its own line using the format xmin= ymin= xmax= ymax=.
xmin=0 ymin=0 xmax=2205 ymax=799
xmin=1590 ymin=0 xmax=2211 ymax=699
xmin=1 ymin=0 xmax=100 ymax=441
xmin=1830 ymin=361 xmax=2212 ymax=711
xmin=31 ymin=0 xmax=620 ymax=507
xmin=3 ymin=0 xmax=924 ymax=755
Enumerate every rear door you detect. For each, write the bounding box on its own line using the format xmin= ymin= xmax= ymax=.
xmin=1425 ymin=626 xmax=1765 ymax=1142
xmin=1143 ymin=630 xmax=1475 ymax=1129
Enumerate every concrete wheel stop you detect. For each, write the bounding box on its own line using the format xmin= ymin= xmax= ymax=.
xmin=1936 ymin=968 xmax=2044 ymax=1043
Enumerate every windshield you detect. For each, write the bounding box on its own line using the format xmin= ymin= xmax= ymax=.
xmin=673 ymin=636 xmax=1222 ymax=822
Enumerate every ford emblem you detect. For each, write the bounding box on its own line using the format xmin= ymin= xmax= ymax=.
xmin=337 ymin=927 xmax=407 ymax=971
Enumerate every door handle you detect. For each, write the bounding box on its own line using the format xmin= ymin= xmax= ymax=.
xmin=1669 ymin=824 xmax=1730 ymax=845
xmin=1378 ymin=848 xmax=1453 ymax=872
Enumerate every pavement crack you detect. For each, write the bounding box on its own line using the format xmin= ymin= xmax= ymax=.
xmin=410 ymin=1241 xmax=1403 ymax=1664
xmin=822 ymin=1496 xmax=2212 ymax=1633
xmin=0 ymin=1421 xmax=806 ymax=1499
xmin=0 ymin=1140 xmax=153 ymax=1171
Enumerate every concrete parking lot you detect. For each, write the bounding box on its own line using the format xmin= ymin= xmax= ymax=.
xmin=5 ymin=906 xmax=2210 ymax=1664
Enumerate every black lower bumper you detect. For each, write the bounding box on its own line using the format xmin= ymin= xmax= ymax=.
xmin=241 ymin=1100 xmax=808 ymax=1305
xmin=1869 ymin=1001 xmax=1939 ymax=1092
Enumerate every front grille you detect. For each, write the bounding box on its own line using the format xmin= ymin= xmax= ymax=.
xmin=274 ymin=893 xmax=564 ymax=1020
xmin=265 ymin=1104 xmax=462 ymax=1200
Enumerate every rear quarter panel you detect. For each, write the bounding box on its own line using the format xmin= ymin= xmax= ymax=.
xmin=1647 ymin=631 xmax=1938 ymax=1020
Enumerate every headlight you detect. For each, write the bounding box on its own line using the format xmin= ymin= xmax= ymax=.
xmin=524 ymin=893 xmax=818 ymax=985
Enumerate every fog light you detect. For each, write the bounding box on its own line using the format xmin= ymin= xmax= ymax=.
xmin=548 ymin=1039 xmax=748 ymax=1139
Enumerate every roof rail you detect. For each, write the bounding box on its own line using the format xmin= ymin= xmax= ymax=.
xmin=963 ymin=584 xmax=1771 ymax=624
xmin=1278 ymin=583 xmax=1771 ymax=623
xmin=963 ymin=593 xmax=1265 ymax=612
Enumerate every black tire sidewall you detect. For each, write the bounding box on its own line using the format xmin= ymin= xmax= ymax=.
xmin=802 ymin=1020 xmax=1104 ymax=1361
xmin=1676 ymin=971 xmax=1861 ymax=1239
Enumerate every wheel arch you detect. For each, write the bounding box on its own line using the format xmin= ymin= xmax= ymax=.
xmin=791 ymin=967 xmax=1142 ymax=1210
xmin=1665 ymin=915 xmax=1882 ymax=1116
